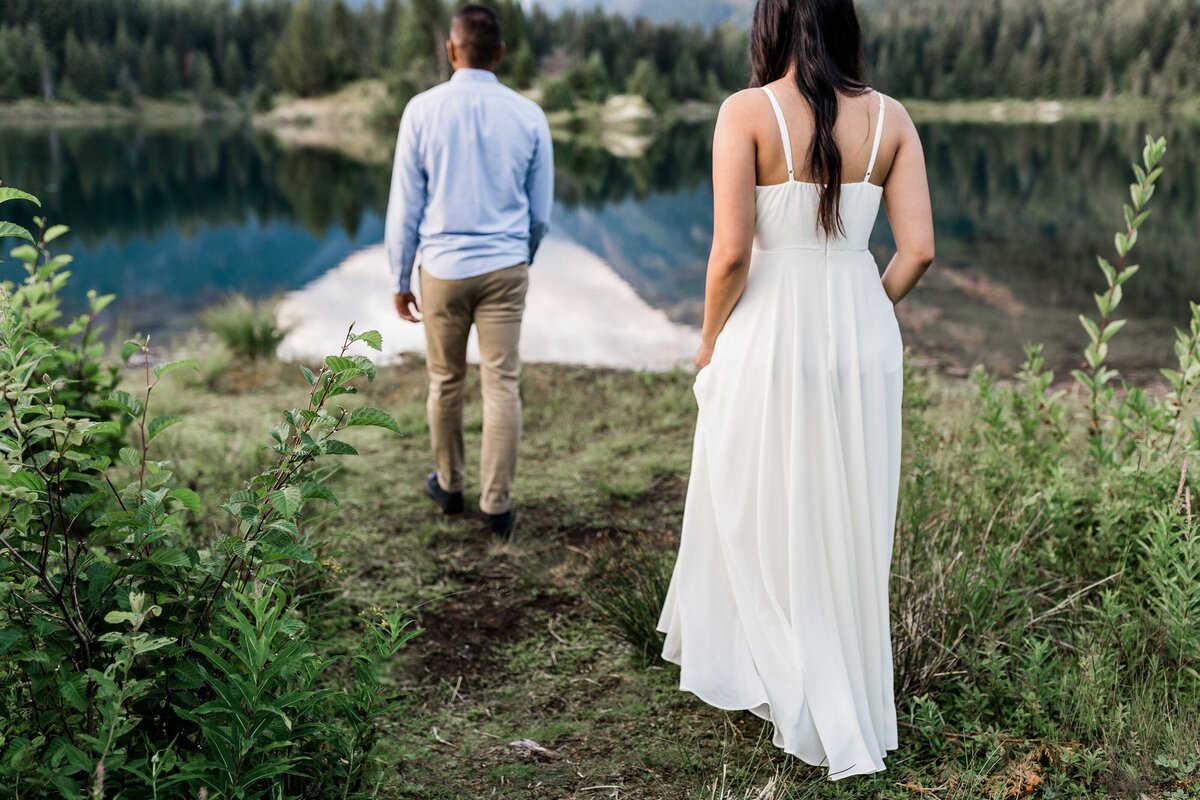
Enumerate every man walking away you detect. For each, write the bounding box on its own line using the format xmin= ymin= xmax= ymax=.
xmin=385 ymin=4 xmax=554 ymax=537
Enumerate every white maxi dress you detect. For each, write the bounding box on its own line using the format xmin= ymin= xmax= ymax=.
xmin=658 ymin=88 xmax=903 ymax=780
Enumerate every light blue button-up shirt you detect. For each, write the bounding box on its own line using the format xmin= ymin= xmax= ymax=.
xmin=384 ymin=68 xmax=554 ymax=294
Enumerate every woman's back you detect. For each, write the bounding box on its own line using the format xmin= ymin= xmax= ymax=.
xmin=750 ymin=80 xmax=896 ymax=189
xmin=752 ymin=83 xmax=889 ymax=253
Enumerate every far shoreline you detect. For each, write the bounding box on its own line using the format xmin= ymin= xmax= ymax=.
xmin=0 ymin=87 xmax=1196 ymax=133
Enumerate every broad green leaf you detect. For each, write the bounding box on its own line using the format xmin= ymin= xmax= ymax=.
xmin=9 ymin=243 xmax=37 ymax=263
xmin=118 ymin=447 xmax=141 ymax=468
xmin=353 ymin=329 xmax=384 ymax=351
xmin=147 ymin=415 xmax=183 ymax=442
xmin=154 ymin=359 xmax=199 ymax=379
xmin=268 ymin=485 xmax=304 ymax=518
xmin=324 ymin=355 xmax=358 ymax=373
xmin=132 ymin=636 xmax=175 ymax=655
xmin=43 ymin=224 xmax=69 ymax=243
xmin=345 ymin=406 xmax=402 ymax=433
xmin=60 ymin=673 xmax=87 ymax=711
xmin=104 ymin=610 xmax=140 ymax=626
xmin=0 ymin=626 xmax=25 ymax=655
xmin=321 ymin=439 xmax=358 ymax=456
xmin=168 ymin=487 xmax=202 ymax=514
xmin=6 ymin=470 xmax=46 ymax=493
xmin=0 ymin=187 xmax=39 ymax=206
xmin=296 ymin=478 xmax=338 ymax=504
xmin=300 ymin=365 xmax=318 ymax=385
xmin=0 ymin=221 xmax=34 ymax=243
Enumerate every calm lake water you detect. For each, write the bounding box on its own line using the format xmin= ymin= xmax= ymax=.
xmin=2 ymin=117 xmax=1198 ymax=377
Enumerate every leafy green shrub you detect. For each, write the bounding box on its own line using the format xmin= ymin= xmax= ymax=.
xmin=201 ymin=293 xmax=289 ymax=362
xmin=885 ymin=135 xmax=1200 ymax=790
xmin=0 ymin=188 xmax=412 ymax=798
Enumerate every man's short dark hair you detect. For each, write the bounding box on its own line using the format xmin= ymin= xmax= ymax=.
xmin=453 ymin=4 xmax=503 ymax=67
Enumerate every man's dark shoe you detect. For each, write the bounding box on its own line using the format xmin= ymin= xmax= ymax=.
xmin=425 ymin=472 xmax=465 ymax=515
xmin=482 ymin=509 xmax=516 ymax=538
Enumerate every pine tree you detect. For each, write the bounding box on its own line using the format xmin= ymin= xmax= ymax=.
xmin=269 ymin=0 xmax=330 ymax=97
xmin=327 ymin=0 xmax=358 ymax=86
xmin=192 ymin=50 xmax=219 ymax=109
xmin=139 ymin=39 xmax=163 ymax=98
xmin=221 ymin=42 xmax=246 ymax=95
xmin=626 ymin=57 xmax=665 ymax=109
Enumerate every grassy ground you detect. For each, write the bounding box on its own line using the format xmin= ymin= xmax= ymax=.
xmin=152 ymin=356 xmax=1200 ymax=799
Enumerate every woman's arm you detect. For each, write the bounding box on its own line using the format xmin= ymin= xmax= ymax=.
xmin=697 ymin=91 xmax=759 ymax=370
xmin=880 ymin=101 xmax=935 ymax=304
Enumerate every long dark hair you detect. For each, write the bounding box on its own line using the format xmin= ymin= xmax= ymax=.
xmin=749 ymin=0 xmax=868 ymax=236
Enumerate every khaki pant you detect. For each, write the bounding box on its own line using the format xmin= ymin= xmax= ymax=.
xmin=421 ymin=263 xmax=528 ymax=515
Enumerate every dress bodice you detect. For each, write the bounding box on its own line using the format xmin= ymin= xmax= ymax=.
xmin=752 ymin=87 xmax=887 ymax=254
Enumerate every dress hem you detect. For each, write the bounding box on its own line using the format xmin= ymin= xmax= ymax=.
xmin=658 ymin=639 xmax=898 ymax=782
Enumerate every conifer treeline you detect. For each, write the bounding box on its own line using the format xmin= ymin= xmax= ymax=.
xmin=0 ymin=0 xmax=1194 ymax=108
xmin=865 ymin=0 xmax=1199 ymax=101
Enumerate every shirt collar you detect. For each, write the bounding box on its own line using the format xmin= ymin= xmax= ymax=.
xmin=451 ymin=68 xmax=500 ymax=84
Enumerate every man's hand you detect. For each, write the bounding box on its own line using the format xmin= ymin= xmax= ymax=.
xmin=394 ymin=292 xmax=422 ymax=323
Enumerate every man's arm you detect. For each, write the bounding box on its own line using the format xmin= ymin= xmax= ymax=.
xmin=385 ymin=104 xmax=426 ymax=315
xmin=526 ymin=114 xmax=554 ymax=262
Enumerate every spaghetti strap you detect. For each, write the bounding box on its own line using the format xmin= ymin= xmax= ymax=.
xmin=761 ymin=87 xmax=795 ymax=181
xmin=864 ymin=92 xmax=886 ymax=184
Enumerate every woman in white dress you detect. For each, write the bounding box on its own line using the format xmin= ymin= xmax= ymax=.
xmin=657 ymin=0 xmax=935 ymax=781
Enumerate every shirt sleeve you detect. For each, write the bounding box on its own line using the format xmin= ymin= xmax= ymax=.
xmin=384 ymin=104 xmax=426 ymax=294
xmin=526 ymin=113 xmax=554 ymax=263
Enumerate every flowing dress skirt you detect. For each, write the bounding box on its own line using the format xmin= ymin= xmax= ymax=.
xmin=657 ymin=245 xmax=904 ymax=780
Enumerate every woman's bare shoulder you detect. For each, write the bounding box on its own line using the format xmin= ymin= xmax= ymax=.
xmin=877 ymin=92 xmax=918 ymax=136
xmin=714 ymin=88 xmax=770 ymax=141
xmin=719 ymin=88 xmax=769 ymax=119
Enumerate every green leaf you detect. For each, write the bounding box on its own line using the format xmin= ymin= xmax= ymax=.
xmin=104 ymin=610 xmax=140 ymax=627
xmin=295 ymin=478 xmax=338 ymax=504
xmin=0 ymin=221 xmax=34 ymax=243
xmin=1114 ymin=232 xmax=1131 ymax=258
xmin=154 ymin=359 xmax=199 ymax=379
xmin=1078 ymin=315 xmax=1100 ymax=343
xmin=268 ymin=485 xmax=304 ymax=518
xmin=0 ymin=187 xmax=40 ymax=206
xmin=324 ymin=355 xmax=358 ymax=373
xmin=6 ymin=470 xmax=46 ymax=494
xmin=300 ymin=365 xmax=318 ymax=386
xmin=60 ymin=673 xmax=87 ymax=711
xmin=148 ymin=548 xmax=192 ymax=568
xmin=132 ymin=636 xmax=175 ymax=656
xmin=345 ymin=406 xmax=402 ymax=433
xmin=0 ymin=626 xmax=25 ymax=655
xmin=321 ymin=439 xmax=358 ymax=456
xmin=1101 ymin=319 xmax=1127 ymax=343
xmin=168 ymin=487 xmax=202 ymax=514
xmin=147 ymin=415 xmax=183 ymax=442
xmin=82 ymin=420 xmax=122 ymax=441
xmin=43 ymin=224 xmax=69 ymax=243
xmin=353 ymin=329 xmax=384 ymax=351
xmin=1115 ymin=265 xmax=1139 ymax=285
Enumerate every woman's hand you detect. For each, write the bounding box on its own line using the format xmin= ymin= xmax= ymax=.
xmin=695 ymin=338 xmax=715 ymax=371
